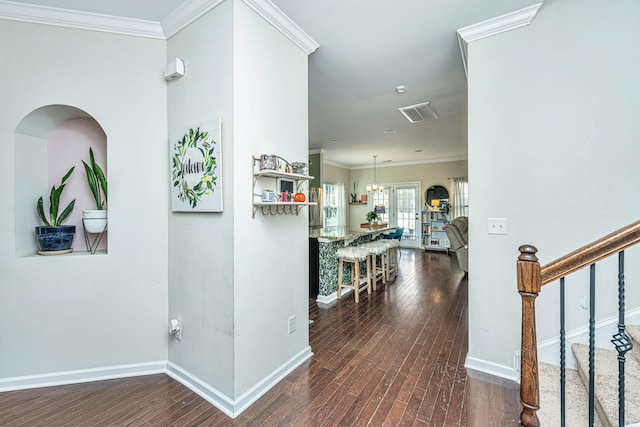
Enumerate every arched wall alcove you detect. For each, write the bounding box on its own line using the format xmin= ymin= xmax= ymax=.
xmin=14 ymin=104 xmax=108 ymax=256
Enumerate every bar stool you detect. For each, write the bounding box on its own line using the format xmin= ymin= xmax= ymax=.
xmin=380 ymin=239 xmax=400 ymax=281
xmin=360 ymin=241 xmax=388 ymax=290
xmin=336 ymin=246 xmax=372 ymax=303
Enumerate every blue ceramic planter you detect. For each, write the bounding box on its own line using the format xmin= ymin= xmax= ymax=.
xmin=35 ymin=225 xmax=76 ymax=254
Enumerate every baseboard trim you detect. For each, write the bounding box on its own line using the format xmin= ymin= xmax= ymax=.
xmin=232 ymin=346 xmax=313 ymax=416
xmin=0 ymin=346 xmax=313 ymax=419
xmin=167 ymin=345 xmax=313 ymax=418
xmin=165 ymin=362 xmax=235 ymax=418
xmin=0 ymin=361 xmax=166 ymax=392
xmin=465 ymin=354 xmax=519 ymax=383
xmin=316 ymin=288 xmax=352 ymax=304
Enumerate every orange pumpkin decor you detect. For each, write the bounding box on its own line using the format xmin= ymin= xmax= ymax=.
xmin=293 ymin=192 xmax=306 ymax=202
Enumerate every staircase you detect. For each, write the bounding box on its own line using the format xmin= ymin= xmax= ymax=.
xmin=538 ymin=325 xmax=640 ymax=426
xmin=517 ymin=221 xmax=640 ymax=426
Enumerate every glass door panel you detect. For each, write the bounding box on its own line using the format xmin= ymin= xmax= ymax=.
xmin=369 ymin=183 xmax=420 ymax=248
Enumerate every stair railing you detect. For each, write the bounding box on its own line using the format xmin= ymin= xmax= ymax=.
xmin=518 ymin=220 xmax=640 ymax=427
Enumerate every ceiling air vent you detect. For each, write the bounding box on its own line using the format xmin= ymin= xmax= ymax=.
xmin=398 ymin=101 xmax=438 ymax=123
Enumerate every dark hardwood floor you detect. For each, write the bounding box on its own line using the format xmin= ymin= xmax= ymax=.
xmin=0 ymin=249 xmax=520 ymax=426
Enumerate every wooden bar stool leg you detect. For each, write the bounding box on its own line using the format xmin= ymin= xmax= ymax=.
xmin=354 ymin=259 xmax=360 ymax=303
xmin=385 ymin=248 xmax=391 ymax=282
xmin=380 ymin=252 xmax=387 ymax=285
xmin=366 ymin=255 xmax=372 ymax=294
xmin=337 ymin=258 xmax=344 ymax=299
xmin=369 ymin=253 xmax=377 ymax=291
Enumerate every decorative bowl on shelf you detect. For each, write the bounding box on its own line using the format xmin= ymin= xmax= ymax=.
xmin=291 ymin=162 xmax=307 ymax=175
xmin=259 ymin=154 xmax=279 ymax=171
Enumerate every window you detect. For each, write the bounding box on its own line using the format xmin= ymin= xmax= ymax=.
xmin=323 ymin=183 xmax=345 ymax=228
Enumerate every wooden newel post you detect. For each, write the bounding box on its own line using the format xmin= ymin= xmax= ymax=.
xmin=518 ymin=245 xmax=541 ymax=427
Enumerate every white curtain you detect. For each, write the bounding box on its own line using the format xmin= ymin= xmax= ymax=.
xmin=323 ymin=182 xmax=346 ymax=227
xmin=335 ymin=183 xmax=346 ymax=227
xmin=451 ymin=177 xmax=468 ymax=219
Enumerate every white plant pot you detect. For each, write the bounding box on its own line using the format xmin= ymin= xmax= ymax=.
xmin=82 ymin=209 xmax=108 ymax=233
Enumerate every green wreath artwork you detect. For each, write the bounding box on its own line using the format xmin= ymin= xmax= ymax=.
xmin=172 ymin=127 xmax=218 ymax=208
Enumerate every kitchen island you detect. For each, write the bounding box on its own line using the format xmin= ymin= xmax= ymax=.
xmin=309 ymin=225 xmax=397 ymax=303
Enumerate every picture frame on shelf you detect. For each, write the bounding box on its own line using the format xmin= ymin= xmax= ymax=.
xmin=277 ymin=177 xmax=296 ymax=197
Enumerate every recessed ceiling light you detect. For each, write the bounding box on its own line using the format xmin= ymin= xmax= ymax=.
xmin=330 ymin=139 xmax=338 ymax=143
xmin=395 ymin=85 xmax=406 ymax=94
xmin=383 ymin=129 xmax=397 ymax=134
xmin=415 ymin=149 xmax=423 ymax=153
xmin=383 ymin=160 xmax=392 ymax=163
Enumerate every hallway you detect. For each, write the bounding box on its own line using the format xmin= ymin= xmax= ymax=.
xmin=0 ymin=250 xmax=521 ymax=426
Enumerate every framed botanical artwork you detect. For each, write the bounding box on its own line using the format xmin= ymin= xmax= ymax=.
xmin=170 ymin=118 xmax=223 ymax=212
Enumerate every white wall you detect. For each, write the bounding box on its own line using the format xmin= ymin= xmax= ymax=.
xmin=166 ymin=0 xmax=236 ymax=397
xmin=166 ymin=0 xmax=311 ymax=403
xmin=0 ymin=21 xmax=168 ymax=376
xmin=467 ymin=0 xmax=640 ymax=373
xmin=233 ymin=0 xmax=310 ymax=397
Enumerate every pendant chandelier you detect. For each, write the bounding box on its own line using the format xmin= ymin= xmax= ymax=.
xmin=366 ymin=155 xmax=384 ymax=193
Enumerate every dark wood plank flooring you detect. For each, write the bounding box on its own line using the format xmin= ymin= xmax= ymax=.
xmin=0 ymin=249 xmax=520 ymax=426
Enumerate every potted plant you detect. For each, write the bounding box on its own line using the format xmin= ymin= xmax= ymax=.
xmin=35 ymin=167 xmax=76 ymax=254
xmin=350 ymin=181 xmax=358 ymax=203
xmin=81 ymin=147 xmax=108 ymax=233
xmin=365 ymin=210 xmax=379 ymax=226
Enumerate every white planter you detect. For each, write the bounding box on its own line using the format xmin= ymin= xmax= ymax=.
xmin=82 ymin=209 xmax=108 ymax=233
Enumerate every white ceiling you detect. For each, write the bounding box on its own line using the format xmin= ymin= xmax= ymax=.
xmin=8 ymin=0 xmax=538 ymax=167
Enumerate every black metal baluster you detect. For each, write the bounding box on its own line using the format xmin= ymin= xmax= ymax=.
xmin=560 ymin=277 xmax=566 ymax=427
xmin=589 ymin=263 xmax=596 ymax=427
xmin=611 ymin=250 xmax=632 ymax=427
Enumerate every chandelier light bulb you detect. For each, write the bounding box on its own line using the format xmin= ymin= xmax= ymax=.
xmin=367 ymin=155 xmax=385 ymax=194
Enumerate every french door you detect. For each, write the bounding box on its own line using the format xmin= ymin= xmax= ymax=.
xmin=371 ymin=182 xmax=421 ymax=248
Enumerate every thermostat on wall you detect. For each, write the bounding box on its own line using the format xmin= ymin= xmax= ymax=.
xmin=164 ymin=58 xmax=185 ymax=81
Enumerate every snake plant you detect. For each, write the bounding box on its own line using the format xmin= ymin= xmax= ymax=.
xmin=82 ymin=147 xmax=108 ymax=210
xmin=37 ymin=167 xmax=76 ymax=226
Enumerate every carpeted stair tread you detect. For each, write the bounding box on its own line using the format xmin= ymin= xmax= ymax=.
xmin=572 ymin=343 xmax=640 ymax=427
xmin=627 ymin=325 xmax=640 ymax=363
xmin=538 ymin=362 xmax=605 ymax=426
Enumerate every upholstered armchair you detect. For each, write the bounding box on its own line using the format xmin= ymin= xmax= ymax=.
xmin=444 ymin=216 xmax=468 ymax=272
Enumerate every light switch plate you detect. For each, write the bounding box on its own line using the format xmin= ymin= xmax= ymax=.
xmin=488 ymin=218 xmax=508 ymax=235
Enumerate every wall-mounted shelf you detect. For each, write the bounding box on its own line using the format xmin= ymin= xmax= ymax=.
xmin=253 ymin=202 xmax=316 ymax=217
xmin=349 ymin=201 xmax=367 ymax=205
xmin=422 ymin=210 xmax=450 ymax=252
xmin=252 ymin=156 xmax=316 ymax=218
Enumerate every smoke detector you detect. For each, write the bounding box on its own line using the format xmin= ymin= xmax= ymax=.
xmin=398 ymin=101 xmax=438 ymax=123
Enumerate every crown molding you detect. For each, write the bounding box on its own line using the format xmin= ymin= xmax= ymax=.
xmin=240 ymin=0 xmax=319 ymax=55
xmin=323 ymin=159 xmax=350 ymax=169
xmin=348 ymin=155 xmax=468 ymax=170
xmin=0 ymin=0 xmax=164 ymax=39
xmin=456 ymin=2 xmax=543 ymax=76
xmin=0 ymin=0 xmax=319 ymax=52
xmin=161 ymin=0 xmax=225 ymax=39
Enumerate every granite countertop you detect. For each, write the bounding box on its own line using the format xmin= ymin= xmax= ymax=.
xmin=309 ymin=225 xmax=397 ymax=243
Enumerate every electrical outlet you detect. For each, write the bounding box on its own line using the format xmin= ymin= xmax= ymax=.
xmin=488 ymin=218 xmax=508 ymax=235
xmin=288 ymin=315 xmax=296 ymax=335
xmin=169 ymin=319 xmax=182 ymax=341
